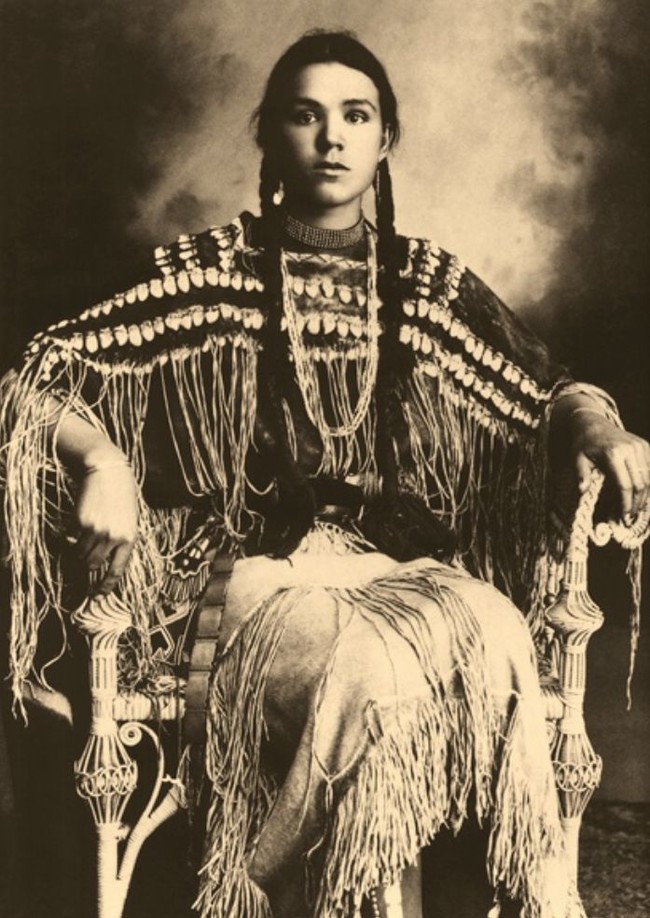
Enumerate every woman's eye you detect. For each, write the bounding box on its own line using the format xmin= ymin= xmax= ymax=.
xmin=347 ymin=110 xmax=369 ymax=124
xmin=293 ymin=110 xmax=318 ymax=125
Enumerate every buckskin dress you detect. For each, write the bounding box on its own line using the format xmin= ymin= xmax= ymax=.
xmin=0 ymin=212 xmax=619 ymax=917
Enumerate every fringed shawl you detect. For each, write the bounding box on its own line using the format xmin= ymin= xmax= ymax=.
xmin=0 ymin=211 xmax=593 ymax=704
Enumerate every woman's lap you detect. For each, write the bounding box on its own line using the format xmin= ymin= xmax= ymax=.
xmin=198 ymin=548 xmax=564 ymax=916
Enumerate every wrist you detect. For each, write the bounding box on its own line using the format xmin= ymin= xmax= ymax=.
xmin=78 ymin=445 xmax=130 ymax=477
xmin=552 ymin=393 xmax=611 ymax=433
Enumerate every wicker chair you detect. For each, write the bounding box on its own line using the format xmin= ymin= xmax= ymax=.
xmin=65 ymin=468 xmax=648 ymax=918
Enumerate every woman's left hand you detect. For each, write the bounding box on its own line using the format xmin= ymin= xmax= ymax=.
xmin=566 ymin=410 xmax=650 ymax=522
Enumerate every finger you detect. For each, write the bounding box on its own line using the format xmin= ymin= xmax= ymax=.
xmin=612 ymin=464 xmax=634 ymax=520
xmin=575 ymin=453 xmax=595 ymax=493
xmin=84 ymin=537 xmax=112 ymax=571
xmin=75 ymin=530 xmax=102 ymax=563
xmin=625 ymin=451 xmax=650 ymax=518
xmin=637 ymin=440 xmax=650 ymax=504
xmin=97 ymin=542 xmax=133 ymax=594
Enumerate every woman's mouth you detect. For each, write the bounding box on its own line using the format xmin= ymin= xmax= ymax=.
xmin=314 ymin=162 xmax=349 ymax=173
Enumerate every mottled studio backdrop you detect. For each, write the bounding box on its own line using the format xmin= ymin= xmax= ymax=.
xmin=0 ymin=0 xmax=648 ymax=797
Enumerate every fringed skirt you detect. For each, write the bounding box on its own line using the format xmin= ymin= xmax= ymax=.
xmin=194 ymin=525 xmax=576 ymax=918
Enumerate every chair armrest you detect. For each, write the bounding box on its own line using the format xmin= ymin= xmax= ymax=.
xmin=542 ymin=467 xmax=649 ymax=837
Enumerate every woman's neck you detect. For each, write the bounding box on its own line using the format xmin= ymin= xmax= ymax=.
xmin=282 ymin=210 xmax=366 ymax=252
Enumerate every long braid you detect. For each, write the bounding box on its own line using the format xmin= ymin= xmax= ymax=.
xmin=255 ymin=154 xmax=316 ymax=555
xmin=374 ymin=159 xmax=411 ymax=497
xmin=362 ymin=160 xmax=457 ymax=562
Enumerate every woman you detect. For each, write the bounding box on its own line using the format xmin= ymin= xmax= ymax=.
xmin=1 ymin=30 xmax=649 ymax=918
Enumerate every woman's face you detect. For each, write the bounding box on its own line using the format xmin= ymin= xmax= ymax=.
xmin=276 ymin=62 xmax=388 ymax=222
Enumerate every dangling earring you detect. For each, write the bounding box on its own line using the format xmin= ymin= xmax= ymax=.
xmin=273 ymin=182 xmax=284 ymax=207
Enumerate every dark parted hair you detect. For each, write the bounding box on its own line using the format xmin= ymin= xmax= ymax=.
xmin=251 ymin=30 xmax=454 ymax=562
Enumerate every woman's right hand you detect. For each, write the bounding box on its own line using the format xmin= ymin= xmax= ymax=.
xmin=72 ymin=458 xmax=139 ymax=594
xmin=48 ymin=404 xmax=140 ymax=594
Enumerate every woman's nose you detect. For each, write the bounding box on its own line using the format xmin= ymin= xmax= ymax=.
xmin=317 ymin=115 xmax=345 ymax=152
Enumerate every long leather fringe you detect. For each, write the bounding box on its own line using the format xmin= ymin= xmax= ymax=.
xmin=0 ymin=336 xmax=258 ymax=710
xmin=195 ymin=567 xmax=572 ymax=918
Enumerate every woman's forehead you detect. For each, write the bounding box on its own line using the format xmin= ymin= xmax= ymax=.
xmin=286 ymin=62 xmax=380 ymax=108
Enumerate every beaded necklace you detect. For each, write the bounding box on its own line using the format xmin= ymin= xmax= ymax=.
xmin=279 ymin=223 xmax=380 ymax=439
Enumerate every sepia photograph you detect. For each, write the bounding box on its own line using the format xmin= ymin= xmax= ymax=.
xmin=1 ymin=2 xmax=648 ymax=916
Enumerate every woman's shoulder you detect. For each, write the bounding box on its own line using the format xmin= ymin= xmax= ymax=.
xmin=152 ymin=211 xmax=259 ymax=272
xmin=18 ymin=212 xmax=266 ymax=370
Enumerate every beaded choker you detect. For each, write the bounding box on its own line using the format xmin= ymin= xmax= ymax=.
xmin=283 ymin=212 xmax=366 ymax=250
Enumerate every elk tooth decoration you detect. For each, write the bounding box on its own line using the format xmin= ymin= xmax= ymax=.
xmin=350 ymin=317 xmax=363 ymax=339
xmin=191 ymin=268 xmax=205 ymax=289
xmin=205 ymin=267 xmax=219 ymax=287
xmin=99 ymin=329 xmax=114 ymax=349
xmin=150 ymin=278 xmax=164 ymax=299
xmin=321 ymin=277 xmax=335 ymax=298
xmin=141 ymin=321 xmax=155 ymax=342
xmin=323 ymin=314 xmax=337 ymax=335
xmin=292 ymin=276 xmax=305 ymax=296
xmin=177 ymin=272 xmax=191 ymax=294
xmin=163 ymin=276 xmax=178 ymax=296
xmin=218 ymin=272 xmax=230 ymax=288
xmin=307 ymin=315 xmax=321 ymax=335
xmin=128 ymin=325 xmax=143 ymax=347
